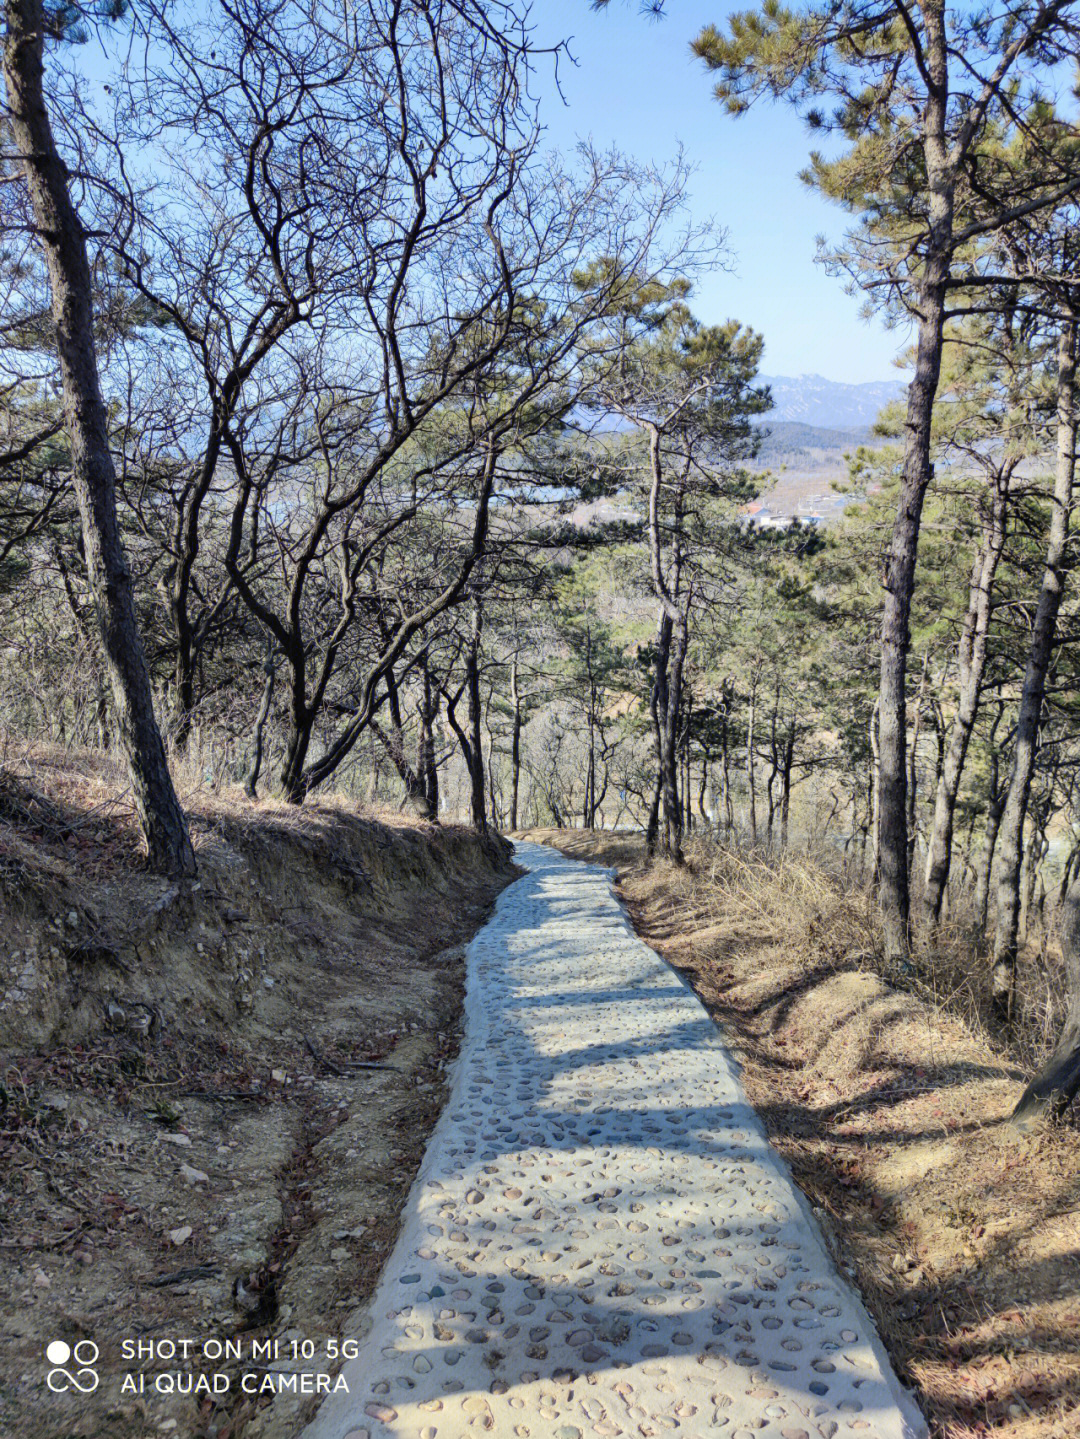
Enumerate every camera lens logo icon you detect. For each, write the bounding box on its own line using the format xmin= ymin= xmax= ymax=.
xmin=46 ymin=1340 xmax=100 ymax=1393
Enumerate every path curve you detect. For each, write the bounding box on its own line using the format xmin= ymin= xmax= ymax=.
xmin=303 ymin=840 xmax=926 ymax=1439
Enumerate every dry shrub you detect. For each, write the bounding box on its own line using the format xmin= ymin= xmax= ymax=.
xmin=604 ymin=828 xmax=1070 ymax=1084
xmin=679 ymin=834 xmax=880 ymax=963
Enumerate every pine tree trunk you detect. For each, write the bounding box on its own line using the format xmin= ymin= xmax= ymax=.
xmin=975 ymin=785 xmax=1004 ymax=934
xmin=906 ymin=653 xmax=928 ymax=870
xmin=466 ymin=598 xmax=486 ymax=833
xmin=870 ymin=697 xmax=881 ymax=883
xmin=780 ymin=719 xmax=795 ymax=850
xmin=3 ymin=0 xmax=195 ymax=878
xmin=509 ymin=658 xmax=521 ymax=832
xmin=878 ymin=252 xmax=950 ymax=960
xmin=658 ymin=613 xmax=685 ymax=860
xmin=993 ymin=321 xmax=1077 ymax=1022
xmin=718 ymin=687 xmax=733 ymax=835
xmin=924 ymin=474 xmax=1010 ymax=925
xmin=647 ymin=608 xmax=671 ymax=858
xmin=746 ymin=676 xmax=758 ymax=844
xmin=766 ymin=690 xmax=779 ymax=845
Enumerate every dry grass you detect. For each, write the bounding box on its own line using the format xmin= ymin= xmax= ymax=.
xmin=524 ymin=826 xmax=1080 ymax=1439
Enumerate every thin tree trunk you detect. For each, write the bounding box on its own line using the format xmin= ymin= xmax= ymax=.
xmin=418 ymin=652 xmax=439 ymax=820
xmin=766 ymin=687 xmax=779 ymax=846
xmin=746 ymin=675 xmax=758 ymax=844
xmin=647 ymin=608 xmax=671 ymax=858
xmin=870 ymin=697 xmax=881 ymax=884
xmin=3 ymin=0 xmax=195 ymax=878
xmin=877 ymin=44 xmax=954 ymax=959
xmin=780 ymin=717 xmax=795 ymax=849
xmin=975 ymin=791 xmax=1004 ymax=934
xmin=924 ymin=471 xmax=1010 ymax=925
xmin=993 ymin=320 xmax=1077 ymax=1022
xmin=659 ymin=613 xmax=687 ymax=859
xmin=466 ymin=597 xmax=486 ymax=833
xmin=718 ymin=684 xmax=733 ymax=835
xmin=906 ymin=652 xmax=929 ymax=872
xmin=377 ymin=663 xmax=431 ymax=818
xmin=509 ymin=657 xmax=521 ymax=832
xmin=646 ymin=771 xmax=661 ymax=855
xmin=244 ymin=635 xmax=276 ymax=799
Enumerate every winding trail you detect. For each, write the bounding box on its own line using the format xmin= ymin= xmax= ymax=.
xmin=303 ymin=841 xmax=926 ymax=1439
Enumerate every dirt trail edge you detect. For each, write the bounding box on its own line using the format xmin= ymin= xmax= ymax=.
xmin=302 ymin=840 xmax=927 ymax=1439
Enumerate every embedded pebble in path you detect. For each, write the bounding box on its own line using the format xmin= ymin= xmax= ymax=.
xmin=302 ymin=841 xmax=927 ymax=1439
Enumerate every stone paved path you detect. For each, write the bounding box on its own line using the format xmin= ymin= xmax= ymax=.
xmin=303 ymin=841 xmax=927 ymax=1439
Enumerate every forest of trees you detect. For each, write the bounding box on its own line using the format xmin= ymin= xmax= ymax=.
xmin=5 ymin=0 xmax=1080 ymax=1124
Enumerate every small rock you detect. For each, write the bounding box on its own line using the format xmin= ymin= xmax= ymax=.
xmin=161 ymin=1132 xmax=192 ymax=1147
xmin=271 ymin=1068 xmax=287 ymax=1084
xmin=181 ymin=1163 xmax=209 ymax=1186
xmin=32 ymin=1267 xmax=51 ymax=1288
xmin=66 ymin=910 xmax=79 ymax=927
xmin=330 ymin=1247 xmax=350 ymax=1262
xmin=167 ymin=1226 xmax=193 ymax=1246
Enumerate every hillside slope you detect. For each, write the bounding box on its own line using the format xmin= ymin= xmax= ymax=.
xmin=1 ymin=745 xmax=514 ymax=1439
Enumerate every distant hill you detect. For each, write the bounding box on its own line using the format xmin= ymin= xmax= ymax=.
xmin=755 ymin=420 xmax=874 ymax=460
xmin=758 ymin=374 xmax=905 ymax=429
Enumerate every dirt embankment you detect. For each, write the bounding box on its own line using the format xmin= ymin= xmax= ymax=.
xmin=1 ymin=745 xmax=515 ymax=1439
xmin=524 ymin=827 xmax=1080 ymax=1439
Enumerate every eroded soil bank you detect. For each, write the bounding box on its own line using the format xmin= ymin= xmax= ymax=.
xmin=523 ymin=828 xmax=1080 ymax=1439
xmin=1 ymin=746 xmax=514 ymax=1439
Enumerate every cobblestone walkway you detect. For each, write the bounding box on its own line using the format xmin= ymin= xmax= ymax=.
xmin=303 ymin=841 xmax=926 ymax=1439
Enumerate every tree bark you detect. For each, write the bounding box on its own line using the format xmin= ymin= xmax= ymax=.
xmin=509 ymin=657 xmax=521 ymax=832
xmin=659 ymin=612 xmax=687 ymax=859
xmin=418 ymin=652 xmax=440 ymax=820
xmin=923 ymin=471 xmax=1010 ymax=925
xmin=780 ymin=716 xmax=795 ymax=849
xmin=870 ymin=697 xmax=881 ymax=883
xmin=243 ymin=635 xmax=276 ymax=799
xmin=975 ymin=786 xmax=1005 ymax=934
xmin=993 ymin=320 xmax=1077 ymax=1022
xmin=746 ymin=673 xmax=758 ymax=844
xmin=466 ymin=597 xmax=487 ymax=832
xmin=376 ymin=662 xmax=432 ymax=818
xmin=3 ymin=0 xmax=195 ymax=878
xmin=878 ymin=259 xmax=949 ymax=959
xmin=876 ymin=18 xmax=954 ymax=960
xmin=906 ymin=652 xmax=929 ymax=870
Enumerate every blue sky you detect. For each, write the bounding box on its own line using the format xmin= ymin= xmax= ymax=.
xmin=531 ymin=1 xmax=909 ymax=384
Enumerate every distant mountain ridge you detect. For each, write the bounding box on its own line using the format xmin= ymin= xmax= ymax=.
xmin=758 ymin=373 xmax=905 ymax=429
